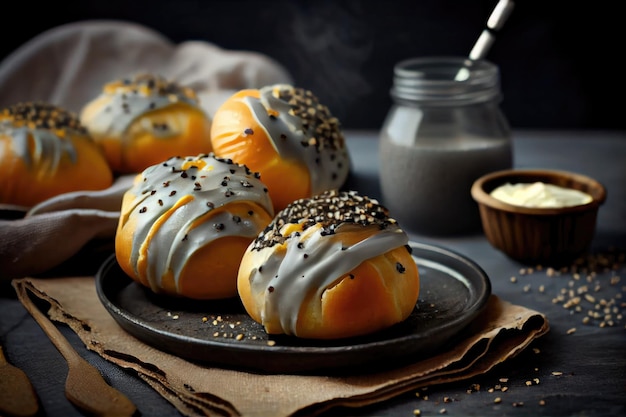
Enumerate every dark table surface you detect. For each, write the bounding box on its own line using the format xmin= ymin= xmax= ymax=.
xmin=1 ymin=129 xmax=625 ymax=417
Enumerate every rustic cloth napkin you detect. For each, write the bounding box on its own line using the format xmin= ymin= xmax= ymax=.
xmin=0 ymin=20 xmax=292 ymax=280
xmin=12 ymin=276 xmax=549 ymax=417
xmin=0 ymin=19 xmax=293 ymax=116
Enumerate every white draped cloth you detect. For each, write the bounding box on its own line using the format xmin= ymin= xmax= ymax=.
xmin=0 ymin=20 xmax=293 ymax=279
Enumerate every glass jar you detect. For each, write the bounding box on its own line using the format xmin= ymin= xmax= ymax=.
xmin=379 ymin=56 xmax=513 ymax=236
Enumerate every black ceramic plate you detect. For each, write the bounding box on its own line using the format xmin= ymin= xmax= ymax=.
xmin=96 ymin=241 xmax=491 ymax=374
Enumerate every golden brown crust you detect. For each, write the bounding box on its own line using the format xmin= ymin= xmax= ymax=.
xmin=236 ymin=189 xmax=420 ymax=339
xmin=210 ymin=89 xmax=309 ymax=211
xmin=0 ymin=102 xmax=113 ymax=207
xmin=210 ymin=85 xmax=350 ymax=212
xmin=80 ymin=73 xmax=213 ymax=174
xmin=115 ymin=153 xmax=274 ymax=300
xmin=238 ymin=242 xmax=419 ymax=339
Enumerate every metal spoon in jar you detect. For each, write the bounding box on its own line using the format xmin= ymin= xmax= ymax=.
xmin=455 ymin=0 xmax=515 ymax=81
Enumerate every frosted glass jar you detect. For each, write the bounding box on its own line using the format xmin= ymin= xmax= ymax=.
xmin=379 ymin=56 xmax=513 ymax=235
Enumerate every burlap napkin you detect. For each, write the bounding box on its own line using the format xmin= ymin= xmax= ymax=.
xmin=12 ymin=276 xmax=549 ymax=417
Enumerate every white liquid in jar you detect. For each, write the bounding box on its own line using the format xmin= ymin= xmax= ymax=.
xmin=379 ymin=133 xmax=512 ymax=235
xmin=379 ymin=57 xmax=512 ymax=236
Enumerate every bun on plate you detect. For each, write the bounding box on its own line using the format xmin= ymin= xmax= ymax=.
xmin=210 ymin=84 xmax=350 ymax=212
xmin=80 ymin=73 xmax=213 ymax=174
xmin=116 ymin=153 xmax=274 ymax=300
xmin=0 ymin=101 xmax=113 ymax=207
xmin=237 ymin=189 xmax=419 ymax=339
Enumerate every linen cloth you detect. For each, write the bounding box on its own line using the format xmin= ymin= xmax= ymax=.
xmin=13 ymin=277 xmax=549 ymax=417
xmin=0 ymin=20 xmax=292 ymax=117
xmin=0 ymin=20 xmax=292 ymax=279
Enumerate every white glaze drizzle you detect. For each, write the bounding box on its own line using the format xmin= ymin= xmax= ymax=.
xmin=84 ymin=82 xmax=202 ymax=142
xmin=248 ymin=223 xmax=409 ymax=336
xmin=244 ymin=85 xmax=350 ymax=194
xmin=1 ymin=122 xmax=78 ymax=175
xmin=122 ymin=154 xmax=273 ymax=293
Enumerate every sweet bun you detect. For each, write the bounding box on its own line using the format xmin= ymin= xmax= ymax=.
xmin=0 ymin=102 xmax=114 ymax=207
xmin=80 ymin=73 xmax=213 ymax=174
xmin=116 ymin=153 xmax=274 ymax=300
xmin=210 ymin=84 xmax=350 ymax=212
xmin=237 ymin=189 xmax=419 ymax=340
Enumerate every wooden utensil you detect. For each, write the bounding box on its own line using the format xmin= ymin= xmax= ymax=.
xmin=0 ymin=345 xmax=39 ymax=417
xmin=15 ymin=284 xmax=136 ymax=417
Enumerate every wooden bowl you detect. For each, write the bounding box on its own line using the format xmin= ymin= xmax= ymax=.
xmin=471 ymin=169 xmax=606 ymax=265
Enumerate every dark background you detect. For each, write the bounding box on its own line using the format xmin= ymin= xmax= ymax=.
xmin=0 ymin=0 xmax=623 ymax=131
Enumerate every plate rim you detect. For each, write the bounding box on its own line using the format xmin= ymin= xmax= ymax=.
xmin=95 ymin=241 xmax=491 ymax=371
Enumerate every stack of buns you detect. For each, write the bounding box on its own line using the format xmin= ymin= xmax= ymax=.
xmin=0 ymin=72 xmax=214 ymax=208
xmin=115 ymin=165 xmax=419 ymax=338
xmin=3 ymin=75 xmax=420 ymax=340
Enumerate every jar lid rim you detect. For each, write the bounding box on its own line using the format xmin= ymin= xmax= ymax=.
xmin=394 ymin=56 xmax=498 ymax=79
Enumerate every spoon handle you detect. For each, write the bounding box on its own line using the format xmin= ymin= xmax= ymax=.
xmin=0 ymin=345 xmax=40 ymax=417
xmin=14 ymin=283 xmax=136 ymax=417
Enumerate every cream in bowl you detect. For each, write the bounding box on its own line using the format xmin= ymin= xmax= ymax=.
xmin=489 ymin=181 xmax=593 ymax=208
xmin=471 ymin=169 xmax=607 ymax=265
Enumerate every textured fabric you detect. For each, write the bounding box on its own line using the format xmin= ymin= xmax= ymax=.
xmin=0 ymin=20 xmax=292 ymax=280
xmin=13 ymin=277 xmax=549 ymax=417
xmin=0 ymin=20 xmax=292 ymax=115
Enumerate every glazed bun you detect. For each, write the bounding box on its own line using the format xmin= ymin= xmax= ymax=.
xmin=116 ymin=153 xmax=274 ymax=300
xmin=0 ymin=102 xmax=113 ymax=207
xmin=80 ymin=73 xmax=213 ymax=174
xmin=210 ymin=84 xmax=350 ymax=212
xmin=237 ymin=189 xmax=419 ymax=340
